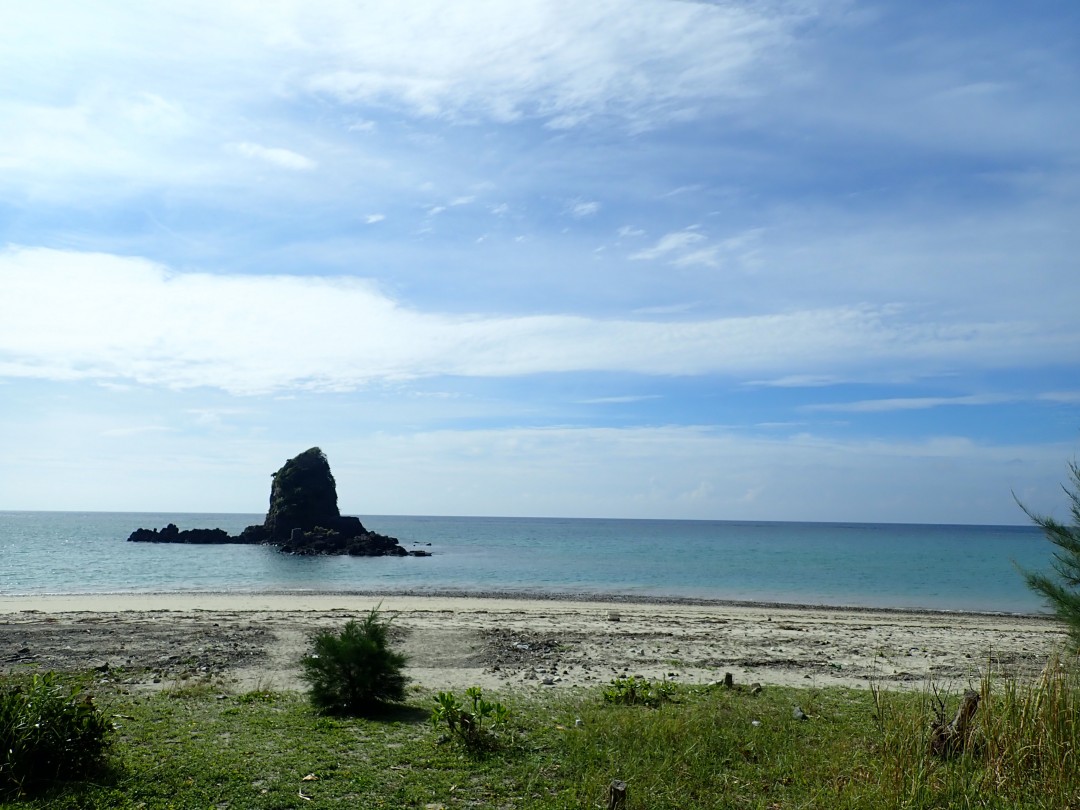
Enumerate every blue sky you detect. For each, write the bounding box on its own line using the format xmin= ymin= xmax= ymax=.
xmin=1 ymin=1 xmax=1078 ymax=523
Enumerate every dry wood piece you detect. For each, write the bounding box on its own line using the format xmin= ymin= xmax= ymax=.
xmin=930 ymin=689 xmax=980 ymax=758
xmin=607 ymin=779 xmax=628 ymax=809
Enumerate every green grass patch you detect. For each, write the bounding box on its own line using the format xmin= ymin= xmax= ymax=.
xmin=3 ymin=663 xmax=1078 ymax=809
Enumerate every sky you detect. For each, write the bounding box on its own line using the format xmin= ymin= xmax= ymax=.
xmin=1 ymin=1 xmax=1078 ymax=523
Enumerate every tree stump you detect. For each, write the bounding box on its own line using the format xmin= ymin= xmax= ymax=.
xmin=930 ymin=689 xmax=980 ymax=758
xmin=607 ymin=779 xmax=628 ymax=810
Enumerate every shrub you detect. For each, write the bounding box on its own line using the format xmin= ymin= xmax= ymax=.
xmin=300 ymin=607 xmax=408 ymax=715
xmin=431 ymin=686 xmax=510 ymax=750
xmin=0 ymin=672 xmax=112 ymax=797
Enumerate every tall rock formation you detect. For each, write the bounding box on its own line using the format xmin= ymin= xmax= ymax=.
xmin=127 ymin=448 xmax=429 ymax=557
xmin=264 ymin=447 xmax=341 ymax=542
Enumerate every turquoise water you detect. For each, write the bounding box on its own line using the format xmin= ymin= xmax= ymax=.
xmin=0 ymin=511 xmax=1056 ymax=614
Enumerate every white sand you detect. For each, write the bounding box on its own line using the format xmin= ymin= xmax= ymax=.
xmin=0 ymin=593 xmax=1065 ymax=693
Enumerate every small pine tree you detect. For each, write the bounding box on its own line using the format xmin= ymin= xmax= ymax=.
xmin=1019 ymin=461 xmax=1080 ymax=650
xmin=300 ymin=607 xmax=408 ymax=715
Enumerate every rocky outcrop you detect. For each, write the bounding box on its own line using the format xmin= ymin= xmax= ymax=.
xmin=263 ymin=447 xmax=343 ymax=542
xmin=126 ymin=524 xmax=250 ymax=544
xmin=127 ymin=448 xmax=425 ymax=557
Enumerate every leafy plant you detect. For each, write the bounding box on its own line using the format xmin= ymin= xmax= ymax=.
xmin=602 ymin=675 xmax=675 ymax=707
xmin=431 ymin=686 xmax=510 ymax=749
xmin=0 ymin=672 xmax=112 ymax=797
xmin=299 ymin=607 xmax=408 ymax=715
xmin=1017 ymin=461 xmax=1080 ymax=649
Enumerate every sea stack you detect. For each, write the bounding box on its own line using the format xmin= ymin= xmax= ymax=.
xmin=263 ymin=446 xmax=346 ymax=542
xmin=128 ymin=447 xmax=429 ymax=557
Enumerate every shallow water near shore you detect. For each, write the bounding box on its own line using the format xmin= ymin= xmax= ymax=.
xmin=0 ymin=511 xmax=1054 ymax=613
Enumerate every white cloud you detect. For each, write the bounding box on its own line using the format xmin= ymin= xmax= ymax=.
xmin=365 ymin=213 xmax=386 ymax=224
xmin=806 ymin=394 xmax=1015 ymax=413
xmin=617 ymin=226 xmax=645 ymax=238
xmin=632 ymin=227 xmax=764 ymax=269
xmin=630 ymin=229 xmax=707 ymax=260
xmin=450 ymin=195 xmax=476 ymax=206
xmin=299 ymin=1 xmax=809 ymax=127
xmin=568 ymin=200 xmax=601 ymax=218
xmin=232 ymin=142 xmax=317 ymax=170
xmin=745 ymin=375 xmax=845 ymax=388
xmin=579 ymin=395 xmax=662 ymax=405
xmin=2 ymin=247 xmax=1078 ymax=396
xmin=1039 ymin=391 xmax=1080 ymax=404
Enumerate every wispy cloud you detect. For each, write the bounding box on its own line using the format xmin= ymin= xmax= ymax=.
xmin=365 ymin=213 xmax=386 ymax=224
xmin=579 ymin=395 xmax=662 ymax=405
xmin=806 ymin=394 xmax=1016 ymax=413
xmin=232 ymin=142 xmax=316 ymax=171
xmin=630 ymin=229 xmax=706 ymax=260
xmin=568 ymin=200 xmax=601 ymax=218
xmin=631 ymin=227 xmax=764 ymax=269
xmin=301 ymin=2 xmax=810 ymax=128
xmin=1039 ymin=391 xmax=1080 ymax=404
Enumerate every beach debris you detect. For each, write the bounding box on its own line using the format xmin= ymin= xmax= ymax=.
xmin=607 ymin=779 xmax=628 ymax=810
xmin=792 ymin=705 xmax=808 ymax=721
xmin=751 ymin=720 xmax=762 ymax=727
xmin=607 ymin=611 xmax=621 ymax=622
xmin=301 ymin=773 xmax=318 ymax=782
xmin=930 ymin=689 xmax=980 ymax=758
xmin=750 ymin=683 xmax=763 ymax=695
xmin=513 ymin=642 xmax=531 ymax=651
xmin=723 ymin=671 xmax=734 ymax=688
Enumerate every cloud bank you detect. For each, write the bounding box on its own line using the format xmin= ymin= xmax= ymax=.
xmin=2 ymin=246 xmax=1076 ymax=395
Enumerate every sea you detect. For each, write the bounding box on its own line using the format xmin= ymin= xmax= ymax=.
xmin=0 ymin=512 xmax=1058 ymax=615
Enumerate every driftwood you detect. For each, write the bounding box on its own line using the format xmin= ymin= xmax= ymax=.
xmin=930 ymin=689 xmax=980 ymax=758
xmin=607 ymin=779 xmax=628 ymax=810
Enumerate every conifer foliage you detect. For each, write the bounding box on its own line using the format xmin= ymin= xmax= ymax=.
xmin=1020 ymin=461 xmax=1080 ymax=650
xmin=300 ymin=607 xmax=408 ymax=715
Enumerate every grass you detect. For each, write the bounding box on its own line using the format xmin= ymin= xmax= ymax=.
xmin=2 ymin=661 xmax=1079 ymax=809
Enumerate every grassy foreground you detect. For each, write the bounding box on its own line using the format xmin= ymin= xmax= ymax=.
xmin=3 ymin=663 xmax=1079 ymax=810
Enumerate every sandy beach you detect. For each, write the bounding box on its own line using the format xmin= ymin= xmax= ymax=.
xmin=0 ymin=593 xmax=1065 ymax=694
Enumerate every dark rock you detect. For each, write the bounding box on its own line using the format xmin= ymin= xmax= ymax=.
xmin=264 ymin=447 xmax=341 ymax=542
xmin=127 ymin=525 xmax=243 ymax=544
xmin=126 ymin=447 xmax=423 ymax=558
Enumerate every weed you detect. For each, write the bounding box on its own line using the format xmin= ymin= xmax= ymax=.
xmin=0 ymin=672 xmax=113 ymax=798
xmin=602 ymin=675 xmax=675 ymax=707
xmin=431 ymin=686 xmax=511 ymax=750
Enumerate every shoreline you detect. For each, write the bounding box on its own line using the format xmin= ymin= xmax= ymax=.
xmin=1 ymin=591 xmax=1066 ymax=694
xmin=0 ymin=588 xmax=1054 ymax=619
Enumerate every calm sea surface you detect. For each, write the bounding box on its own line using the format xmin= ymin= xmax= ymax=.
xmin=0 ymin=512 xmax=1057 ymax=614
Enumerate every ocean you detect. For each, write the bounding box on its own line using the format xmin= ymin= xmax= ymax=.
xmin=0 ymin=511 xmax=1057 ymax=614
